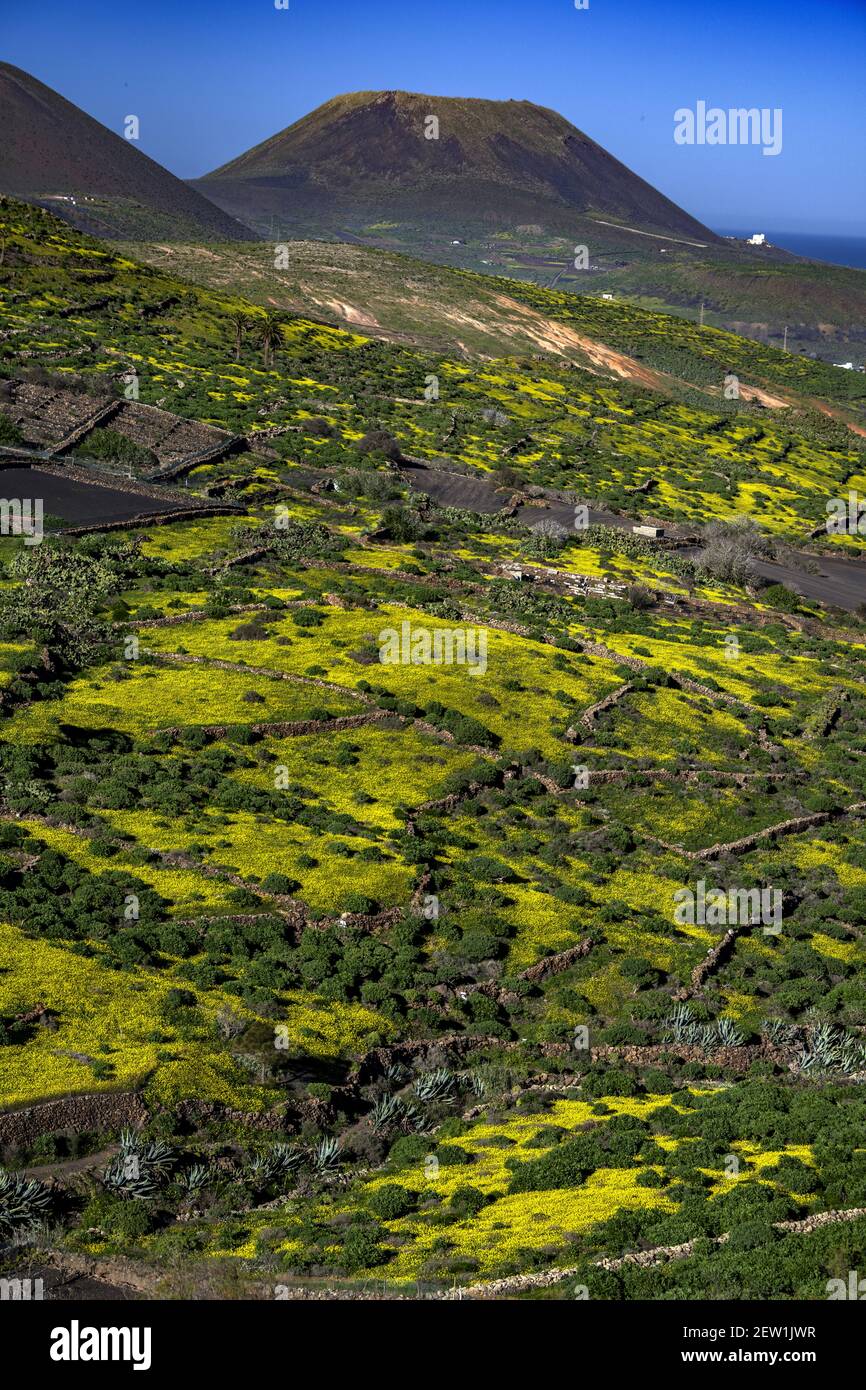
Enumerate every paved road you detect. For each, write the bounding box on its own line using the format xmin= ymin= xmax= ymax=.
xmin=401 ymin=461 xmax=616 ymax=528
xmin=752 ymin=554 xmax=866 ymax=612
xmin=402 ymin=459 xmax=866 ymax=613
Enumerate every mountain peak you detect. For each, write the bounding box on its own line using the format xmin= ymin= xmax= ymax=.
xmin=0 ymin=63 xmax=255 ymax=241
xmin=196 ymin=89 xmax=716 ymax=245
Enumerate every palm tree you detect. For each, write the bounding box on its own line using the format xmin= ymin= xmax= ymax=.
xmin=229 ymin=310 xmax=251 ymax=362
xmin=259 ymin=312 xmax=283 ymax=369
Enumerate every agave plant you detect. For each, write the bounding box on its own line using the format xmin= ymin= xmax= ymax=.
xmin=413 ymin=1068 xmax=455 ymax=1104
xmin=663 ymin=1003 xmax=699 ymax=1044
xmin=814 ymin=1026 xmax=866 ymax=1075
xmin=245 ymin=1142 xmax=304 ymax=1188
xmin=370 ymin=1093 xmax=405 ymax=1135
xmin=465 ymin=1070 xmax=488 ymax=1098
xmin=383 ymin=1063 xmax=409 ymax=1086
xmin=102 ymin=1132 xmax=175 ymax=1198
xmin=811 ymin=1022 xmax=841 ymax=1054
xmin=246 ymin=1154 xmax=277 ymax=1186
xmin=714 ymin=1018 xmax=745 ymax=1048
xmin=177 ymin=1164 xmax=210 ymax=1194
xmin=271 ymin=1143 xmax=305 ymax=1177
xmin=399 ymin=1101 xmax=426 ymax=1134
xmin=761 ymin=1018 xmax=799 ymax=1047
xmin=118 ymin=1129 xmax=175 ymax=1175
xmin=794 ymin=1023 xmax=858 ymax=1075
xmin=836 ymin=1040 xmax=866 ymax=1075
xmin=795 ymin=1044 xmax=821 ymax=1073
xmin=370 ymin=1093 xmax=428 ymax=1136
xmin=0 ymin=1169 xmax=52 ymax=1234
xmin=102 ymin=1156 xmax=160 ymax=1200
xmin=310 ymin=1137 xmax=342 ymax=1175
xmin=138 ymin=1140 xmax=175 ymax=1178
xmin=795 ymin=1044 xmax=841 ymax=1075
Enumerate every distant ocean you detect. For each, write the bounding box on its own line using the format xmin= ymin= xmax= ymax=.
xmin=715 ymin=229 xmax=866 ymax=270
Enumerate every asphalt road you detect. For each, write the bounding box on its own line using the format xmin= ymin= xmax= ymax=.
xmin=402 ymin=459 xmax=866 ymax=613
xmin=752 ymin=554 xmax=866 ymax=612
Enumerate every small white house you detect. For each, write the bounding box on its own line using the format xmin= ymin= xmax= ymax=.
xmin=601 ymin=293 xmax=614 ymax=300
xmin=746 ymin=233 xmax=766 ymax=246
xmin=632 ymin=524 xmax=665 ymax=539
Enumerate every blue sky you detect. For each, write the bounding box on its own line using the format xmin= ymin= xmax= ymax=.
xmin=4 ymin=0 xmax=865 ymax=232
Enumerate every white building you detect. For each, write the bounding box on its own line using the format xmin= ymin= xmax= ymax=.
xmin=746 ymin=233 xmax=766 ymax=246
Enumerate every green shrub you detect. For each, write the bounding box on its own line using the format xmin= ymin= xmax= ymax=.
xmin=368 ymin=1184 xmax=416 ymax=1220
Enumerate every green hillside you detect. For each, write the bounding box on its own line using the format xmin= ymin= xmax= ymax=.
xmin=2 ymin=197 xmax=866 ymax=1301
xmin=126 ymin=234 xmax=866 ymax=384
xmin=3 ymin=199 xmax=862 ymax=543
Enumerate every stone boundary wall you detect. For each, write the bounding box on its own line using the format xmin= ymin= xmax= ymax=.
xmin=60 ymin=505 xmax=243 ymax=537
xmin=0 ymin=1091 xmax=148 ymax=1149
xmin=33 ymin=460 xmax=195 ymax=506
